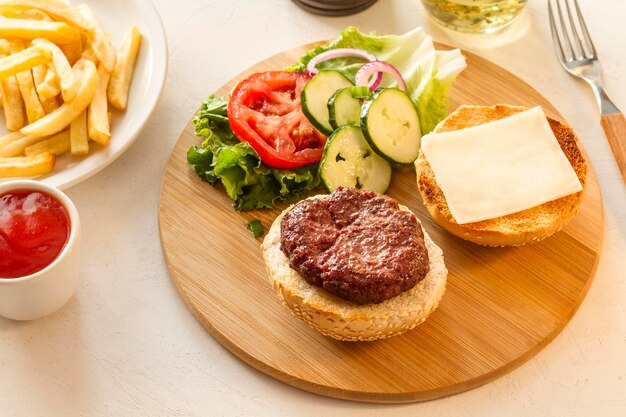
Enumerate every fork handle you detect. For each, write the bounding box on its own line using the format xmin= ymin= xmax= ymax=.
xmin=600 ymin=113 xmax=626 ymax=183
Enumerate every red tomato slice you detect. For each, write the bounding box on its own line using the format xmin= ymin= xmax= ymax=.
xmin=227 ymin=71 xmax=327 ymax=169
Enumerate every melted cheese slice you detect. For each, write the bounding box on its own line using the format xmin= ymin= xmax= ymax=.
xmin=420 ymin=107 xmax=582 ymax=224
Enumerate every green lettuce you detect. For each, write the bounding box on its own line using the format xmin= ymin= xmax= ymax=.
xmin=287 ymin=26 xmax=466 ymax=133
xmin=187 ymin=95 xmax=320 ymax=211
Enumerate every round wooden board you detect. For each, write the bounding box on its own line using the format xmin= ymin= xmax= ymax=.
xmin=158 ymin=42 xmax=604 ymax=403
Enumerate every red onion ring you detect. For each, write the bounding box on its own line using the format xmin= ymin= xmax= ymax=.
xmin=305 ymin=48 xmax=382 ymax=87
xmin=355 ymin=61 xmax=407 ymax=92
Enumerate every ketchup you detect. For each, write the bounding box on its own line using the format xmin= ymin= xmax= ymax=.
xmin=0 ymin=190 xmax=70 ymax=278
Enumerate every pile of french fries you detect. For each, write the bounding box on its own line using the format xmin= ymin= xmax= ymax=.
xmin=0 ymin=0 xmax=142 ymax=178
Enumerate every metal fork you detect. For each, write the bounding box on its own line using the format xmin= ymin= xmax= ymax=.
xmin=549 ymin=0 xmax=626 ymax=183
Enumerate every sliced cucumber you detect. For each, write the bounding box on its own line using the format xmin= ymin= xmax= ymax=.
xmin=319 ymin=125 xmax=392 ymax=194
xmin=328 ymin=87 xmax=364 ymax=130
xmin=361 ymin=88 xmax=422 ymax=164
xmin=301 ymin=70 xmax=353 ymax=135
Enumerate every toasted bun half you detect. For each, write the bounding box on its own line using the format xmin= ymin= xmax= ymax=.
xmin=261 ymin=197 xmax=447 ymax=342
xmin=415 ymin=104 xmax=587 ymax=247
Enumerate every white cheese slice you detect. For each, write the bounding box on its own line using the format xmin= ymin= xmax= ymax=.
xmin=420 ymin=106 xmax=583 ymax=224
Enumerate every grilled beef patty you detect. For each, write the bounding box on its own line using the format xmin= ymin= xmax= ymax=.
xmin=279 ymin=187 xmax=429 ymax=304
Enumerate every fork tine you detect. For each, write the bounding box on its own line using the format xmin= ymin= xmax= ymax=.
xmin=549 ymin=0 xmax=569 ymax=63
xmin=564 ymin=0 xmax=585 ymax=59
xmin=573 ymin=0 xmax=597 ymax=58
xmin=554 ymin=0 xmax=574 ymax=61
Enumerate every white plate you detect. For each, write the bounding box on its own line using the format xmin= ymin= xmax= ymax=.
xmin=0 ymin=0 xmax=167 ymax=189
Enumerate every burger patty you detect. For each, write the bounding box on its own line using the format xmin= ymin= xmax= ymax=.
xmin=279 ymin=187 xmax=430 ymax=305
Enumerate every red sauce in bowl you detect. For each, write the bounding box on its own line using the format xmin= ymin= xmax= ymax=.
xmin=0 ymin=189 xmax=70 ymax=279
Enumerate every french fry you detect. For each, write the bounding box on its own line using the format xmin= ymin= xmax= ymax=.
xmin=32 ymin=65 xmax=61 ymax=114
xmin=24 ymin=129 xmax=70 ymax=156
xmin=0 ymin=130 xmax=21 ymax=148
xmin=58 ymin=28 xmax=81 ymax=65
xmin=0 ymin=151 xmax=55 ymax=177
xmin=69 ymin=108 xmax=87 ymax=154
xmin=0 ymin=17 xmax=79 ymax=44
xmin=0 ymin=132 xmax=42 ymax=157
xmin=88 ymin=29 xmax=115 ymax=72
xmin=0 ymin=1 xmax=95 ymax=34
xmin=40 ymin=96 xmax=59 ymax=114
xmin=5 ymin=39 xmax=47 ymax=124
xmin=20 ymin=58 xmax=97 ymax=138
xmin=0 ymin=43 xmax=25 ymax=129
xmin=87 ymin=63 xmax=109 ymax=144
xmin=107 ymin=26 xmax=141 ymax=111
xmin=31 ymin=63 xmax=45 ymax=84
xmin=76 ymin=4 xmax=115 ymax=72
xmin=34 ymin=64 xmax=61 ymax=98
xmin=0 ymin=8 xmax=53 ymax=21
xmin=32 ymin=38 xmax=75 ymax=101
xmin=0 ymin=44 xmax=51 ymax=79
xmin=38 ymin=90 xmax=59 ymax=114
xmin=0 ymin=73 xmax=25 ymax=131
xmin=15 ymin=66 xmax=45 ymax=123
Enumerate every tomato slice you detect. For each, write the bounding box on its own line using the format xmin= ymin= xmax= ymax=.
xmin=227 ymin=71 xmax=327 ymax=169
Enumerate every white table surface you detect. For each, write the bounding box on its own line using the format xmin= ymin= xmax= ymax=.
xmin=2 ymin=1 xmax=625 ymax=416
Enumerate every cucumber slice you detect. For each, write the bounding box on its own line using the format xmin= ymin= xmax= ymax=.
xmin=328 ymin=87 xmax=364 ymax=130
xmin=320 ymin=125 xmax=392 ymax=194
xmin=361 ymin=88 xmax=422 ymax=164
xmin=301 ymin=70 xmax=353 ymax=135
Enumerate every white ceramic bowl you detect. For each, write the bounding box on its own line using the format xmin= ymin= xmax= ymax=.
xmin=0 ymin=180 xmax=80 ymax=320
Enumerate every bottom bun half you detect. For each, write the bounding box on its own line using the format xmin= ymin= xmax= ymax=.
xmin=415 ymin=104 xmax=587 ymax=247
xmin=261 ymin=200 xmax=448 ymax=342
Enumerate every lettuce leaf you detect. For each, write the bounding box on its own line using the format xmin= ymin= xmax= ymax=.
xmin=187 ymin=95 xmax=320 ymax=211
xmin=288 ymin=26 xmax=466 ymax=133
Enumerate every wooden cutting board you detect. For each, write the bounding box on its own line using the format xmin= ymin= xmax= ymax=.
xmin=158 ymin=42 xmax=603 ymax=403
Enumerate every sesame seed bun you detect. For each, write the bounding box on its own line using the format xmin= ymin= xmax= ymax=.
xmin=415 ymin=104 xmax=587 ymax=247
xmin=261 ymin=197 xmax=447 ymax=342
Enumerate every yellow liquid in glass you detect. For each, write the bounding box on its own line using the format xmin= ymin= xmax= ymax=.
xmin=422 ymin=0 xmax=527 ymax=33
